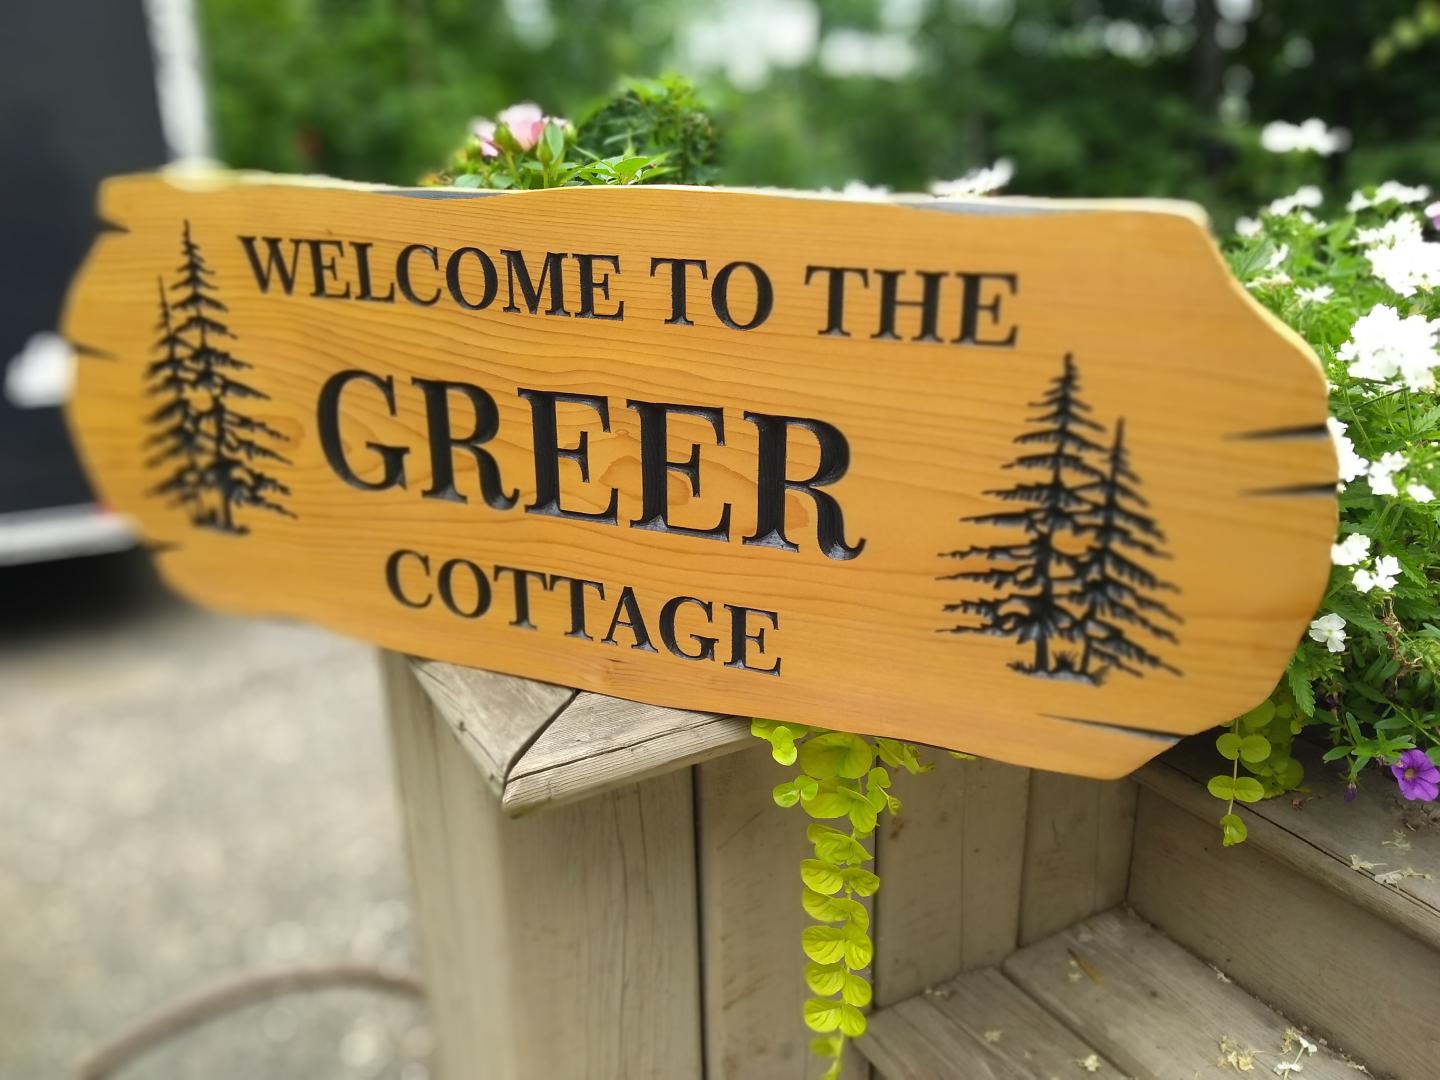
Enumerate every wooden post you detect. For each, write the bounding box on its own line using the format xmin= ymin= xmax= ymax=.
xmin=382 ymin=652 xmax=704 ymax=1079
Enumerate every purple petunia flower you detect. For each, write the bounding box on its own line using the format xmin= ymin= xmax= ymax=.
xmin=1391 ymin=749 xmax=1440 ymax=802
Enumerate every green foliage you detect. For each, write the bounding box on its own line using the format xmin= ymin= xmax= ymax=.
xmin=1210 ymin=181 xmax=1440 ymax=836
xmin=752 ymin=720 xmax=932 ymax=1078
xmin=576 ymin=75 xmax=721 ymax=185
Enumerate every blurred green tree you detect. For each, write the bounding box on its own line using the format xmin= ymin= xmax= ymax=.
xmin=198 ymin=0 xmax=1440 ymax=222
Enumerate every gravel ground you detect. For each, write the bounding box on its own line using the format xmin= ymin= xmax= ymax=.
xmin=0 ymin=551 xmax=431 ymax=1080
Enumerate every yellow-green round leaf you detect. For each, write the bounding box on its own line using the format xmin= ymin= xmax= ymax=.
xmin=1231 ymin=777 xmax=1265 ymax=803
xmin=799 ymin=733 xmax=876 ymax=780
xmin=803 ymin=888 xmax=850 ymax=922
xmin=1274 ymin=756 xmax=1303 ymax=789
xmin=1239 ymin=699 xmax=1276 ymax=731
xmin=810 ymin=1035 xmax=843 ymax=1058
xmin=1207 ymin=775 xmax=1235 ymax=800
xmin=802 ymin=926 xmax=848 ymax=964
xmin=838 ymin=1003 xmax=868 ymax=1038
xmin=1219 ymin=813 xmax=1248 ymax=846
xmin=801 ymin=859 xmax=844 ymax=895
xmin=842 ymin=866 xmax=881 ymax=897
xmin=803 ymin=997 xmax=843 ymax=1033
xmin=1215 ymin=733 xmax=1242 ymax=760
xmin=1238 ymin=735 xmax=1271 ymax=763
xmin=842 ymin=973 xmax=873 ymax=1007
xmin=805 ymin=962 xmax=846 ymax=996
xmin=842 ymin=925 xmax=874 ymax=968
xmin=772 ymin=781 xmax=800 ymax=808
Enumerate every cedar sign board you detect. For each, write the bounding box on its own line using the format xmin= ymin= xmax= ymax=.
xmin=61 ymin=171 xmax=1337 ymax=778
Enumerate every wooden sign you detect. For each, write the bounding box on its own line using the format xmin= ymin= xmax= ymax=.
xmin=62 ymin=171 xmax=1336 ymax=778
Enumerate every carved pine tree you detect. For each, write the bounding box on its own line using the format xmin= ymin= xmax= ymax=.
xmin=1070 ymin=419 xmax=1181 ymax=679
xmin=144 ymin=277 xmax=203 ymax=513
xmin=940 ymin=354 xmax=1107 ymax=677
xmin=144 ymin=221 xmax=293 ymax=533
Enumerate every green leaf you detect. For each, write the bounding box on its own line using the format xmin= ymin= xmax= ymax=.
xmin=842 ymin=924 xmax=874 ymax=968
xmin=772 ymin=780 xmax=800 ymax=808
xmin=805 ymin=962 xmax=847 ymax=996
xmin=1231 ymin=777 xmax=1265 ymax=803
xmin=801 ymin=859 xmax=845 ymax=895
xmin=808 ymin=823 xmax=868 ymax=865
xmin=452 ymin=172 xmax=486 ymax=188
xmin=838 ymin=1002 xmax=868 ymax=1037
xmin=1219 ymin=813 xmax=1248 ymax=846
xmin=1238 ymin=699 xmax=1276 ymax=731
xmin=810 ymin=1035 xmax=843 ymax=1059
xmin=800 ymin=733 xmax=876 ymax=780
xmin=842 ymin=866 xmax=881 ymax=896
xmin=802 ymin=926 xmax=848 ymax=964
xmin=803 ymin=996 xmax=843 ymax=1032
xmin=1238 ymin=734 xmax=1272 ymax=763
xmin=1216 ymin=733 xmax=1242 ymax=760
xmin=842 ymin=972 xmax=873 ymax=1007
xmin=1273 ymin=756 xmax=1304 ymax=789
xmin=802 ymin=888 xmax=852 ymax=923
xmin=1207 ymin=774 xmax=1236 ymax=800
xmin=867 ymin=767 xmax=892 ymax=790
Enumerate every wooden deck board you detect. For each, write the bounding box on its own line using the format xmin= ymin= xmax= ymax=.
xmin=863 ymin=967 xmax=1118 ymax=1079
xmin=1003 ymin=909 xmax=1361 ymax=1080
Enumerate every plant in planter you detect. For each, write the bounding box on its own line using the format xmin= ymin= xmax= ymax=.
xmin=1213 ymin=185 xmax=1440 ymax=838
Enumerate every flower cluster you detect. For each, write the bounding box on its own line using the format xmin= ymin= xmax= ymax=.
xmin=1229 ymin=175 xmax=1440 ymax=807
xmin=1259 ymin=118 xmax=1350 ymax=157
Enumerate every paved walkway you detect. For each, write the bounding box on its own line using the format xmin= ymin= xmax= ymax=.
xmin=0 ymin=552 xmax=430 ymax=1079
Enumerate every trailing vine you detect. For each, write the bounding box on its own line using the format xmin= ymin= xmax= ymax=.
xmin=751 ymin=720 xmax=932 ymax=1077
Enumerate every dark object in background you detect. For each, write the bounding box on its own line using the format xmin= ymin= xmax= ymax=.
xmin=0 ymin=2 xmax=169 ymax=563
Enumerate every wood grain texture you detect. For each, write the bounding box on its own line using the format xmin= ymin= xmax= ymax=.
xmin=382 ymin=652 xmax=703 ymax=1079
xmin=696 ymin=745 xmax=870 ymax=1080
xmin=861 ymin=967 xmax=1117 ymax=1080
xmin=1151 ymin=737 xmax=1440 ymax=946
xmin=872 ymin=757 xmax=1030 ymax=1005
xmin=409 ymin=657 xmax=574 ymax=796
xmin=1129 ymin=790 xmax=1436 ymax=1079
xmin=1003 ymin=909 xmax=1363 ymax=1080
xmin=1017 ymin=774 xmax=1137 ymax=945
xmin=504 ymin=689 xmax=748 ymax=813
xmin=65 ymin=172 xmax=1337 ymax=777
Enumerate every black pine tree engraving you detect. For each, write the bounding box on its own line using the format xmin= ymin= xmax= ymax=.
xmin=144 ymin=222 xmax=293 ymax=533
xmin=939 ymin=355 xmax=1181 ymax=682
xmin=1070 ymin=419 xmax=1181 ymax=678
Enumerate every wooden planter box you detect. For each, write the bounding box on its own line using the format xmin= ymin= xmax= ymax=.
xmin=382 ymin=652 xmax=1440 ymax=1080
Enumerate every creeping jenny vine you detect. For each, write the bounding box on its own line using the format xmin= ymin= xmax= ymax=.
xmin=752 ymin=721 xmax=934 ymax=1077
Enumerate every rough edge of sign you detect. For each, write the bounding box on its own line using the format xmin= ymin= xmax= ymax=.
xmin=133 ymin=163 xmax=1212 ymax=224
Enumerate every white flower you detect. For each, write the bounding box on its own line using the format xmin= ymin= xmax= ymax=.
xmin=1309 ymin=613 xmax=1347 ymax=653
xmin=1260 ymin=119 xmax=1350 ymax=156
xmin=1295 ymin=284 xmax=1334 ymax=305
xmin=1354 ymin=554 xmax=1402 ymax=593
xmin=1408 ymin=481 xmax=1435 ymax=502
xmin=1368 ymin=451 xmax=1406 ymax=496
xmin=833 ymin=180 xmax=890 ymax=201
xmin=1336 ymin=304 xmax=1440 ymax=391
xmin=1327 ymin=418 xmax=1370 ymax=483
xmin=929 ymin=158 xmax=1015 ymax=198
xmin=1348 ymin=181 xmax=1432 ymax=211
xmin=1427 ymin=199 xmax=1440 ymax=224
xmin=1235 ymin=216 xmax=1261 ymax=238
xmin=1368 ymin=237 xmax=1440 ymax=297
xmin=1356 ymin=215 xmax=1423 ymax=248
xmin=1266 ymin=243 xmax=1291 ymax=270
xmin=1331 ymin=532 xmax=1371 ymax=566
xmin=1266 ymin=187 xmax=1323 ymax=216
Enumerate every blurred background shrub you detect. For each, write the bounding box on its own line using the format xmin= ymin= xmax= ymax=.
xmin=200 ymin=0 xmax=1440 ymax=224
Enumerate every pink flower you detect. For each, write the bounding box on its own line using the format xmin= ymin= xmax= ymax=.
xmin=470 ymin=118 xmax=500 ymax=158
xmin=1428 ymin=200 xmax=1440 ymax=229
xmin=1391 ymin=748 xmax=1440 ymax=802
xmin=498 ymin=102 xmax=548 ymax=151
